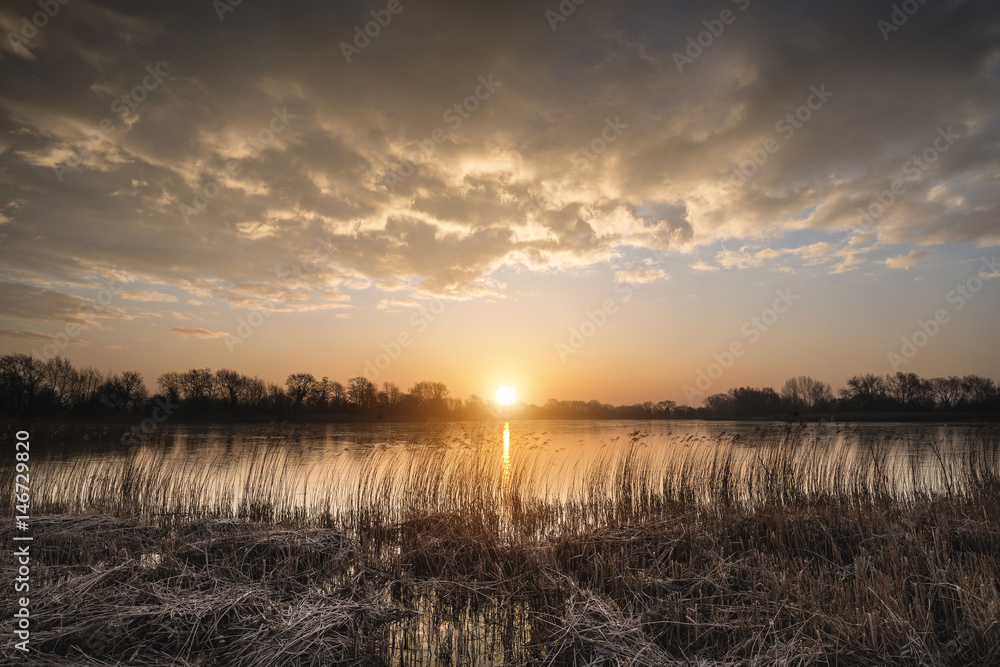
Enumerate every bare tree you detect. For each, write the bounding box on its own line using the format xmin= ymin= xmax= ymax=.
xmin=840 ymin=374 xmax=888 ymax=405
xmin=330 ymin=381 xmax=346 ymax=407
xmin=782 ymin=376 xmax=833 ymax=410
xmin=961 ymin=375 xmax=996 ymax=406
xmin=74 ymin=367 xmax=104 ymax=408
xmin=930 ymin=377 xmax=967 ymax=410
xmin=157 ymin=371 xmax=183 ymax=404
xmin=348 ymin=377 xmax=378 ymax=409
xmin=243 ymin=376 xmax=267 ymax=408
xmin=286 ymin=373 xmax=316 ymax=409
xmin=885 ymin=372 xmax=931 ymax=409
xmin=105 ymin=370 xmax=148 ymax=411
xmin=42 ymin=357 xmax=77 ymax=407
xmin=382 ymin=382 xmax=403 ymax=409
xmin=0 ymin=353 xmax=44 ymax=414
xmin=180 ymin=368 xmax=216 ymax=404
xmin=653 ymin=400 xmax=677 ymax=417
xmin=216 ymin=369 xmax=248 ymax=408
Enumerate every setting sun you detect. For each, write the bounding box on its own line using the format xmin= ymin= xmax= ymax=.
xmin=496 ymin=386 xmax=516 ymax=406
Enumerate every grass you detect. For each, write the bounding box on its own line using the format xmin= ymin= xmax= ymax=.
xmin=2 ymin=422 xmax=999 ymax=665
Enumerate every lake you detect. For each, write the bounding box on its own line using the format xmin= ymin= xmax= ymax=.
xmin=33 ymin=420 xmax=982 ymax=522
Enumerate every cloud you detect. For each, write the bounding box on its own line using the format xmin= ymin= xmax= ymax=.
xmin=376 ymin=298 xmax=420 ymax=310
xmin=0 ymin=281 xmax=122 ymax=329
xmin=885 ymin=250 xmax=932 ymax=270
xmin=0 ymin=328 xmax=88 ymax=346
xmin=118 ymin=289 xmax=178 ymax=302
xmin=0 ymin=0 xmax=997 ymax=326
xmin=615 ymin=269 xmax=669 ymax=285
xmin=169 ymin=327 xmax=228 ymax=339
xmin=320 ymin=289 xmax=351 ymax=302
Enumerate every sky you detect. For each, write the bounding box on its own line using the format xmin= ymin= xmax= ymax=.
xmin=1 ymin=0 xmax=999 ymax=405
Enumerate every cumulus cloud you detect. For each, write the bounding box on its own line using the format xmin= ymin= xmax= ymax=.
xmin=0 ymin=0 xmax=997 ymax=333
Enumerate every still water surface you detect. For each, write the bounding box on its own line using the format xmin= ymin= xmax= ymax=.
xmin=37 ymin=420 xmax=980 ymax=517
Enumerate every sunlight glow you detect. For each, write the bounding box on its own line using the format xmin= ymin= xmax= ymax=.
xmin=496 ymin=386 xmax=516 ymax=406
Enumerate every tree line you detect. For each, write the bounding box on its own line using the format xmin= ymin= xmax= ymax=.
xmin=698 ymin=373 xmax=999 ymax=419
xmin=1 ymin=353 xmax=997 ymax=421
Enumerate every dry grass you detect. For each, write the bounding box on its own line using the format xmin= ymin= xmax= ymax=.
xmin=2 ymin=423 xmax=999 ymax=665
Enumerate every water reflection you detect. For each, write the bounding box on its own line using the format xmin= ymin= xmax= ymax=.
xmin=500 ymin=422 xmax=511 ymax=530
xmin=31 ymin=421 xmax=991 ymax=519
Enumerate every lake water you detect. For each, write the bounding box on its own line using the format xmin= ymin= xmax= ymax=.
xmin=34 ymin=420 xmax=986 ymax=520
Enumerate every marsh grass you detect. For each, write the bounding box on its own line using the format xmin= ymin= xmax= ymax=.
xmin=2 ymin=423 xmax=999 ymax=665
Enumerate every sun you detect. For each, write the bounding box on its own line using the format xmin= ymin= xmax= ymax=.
xmin=495 ymin=385 xmax=516 ymax=406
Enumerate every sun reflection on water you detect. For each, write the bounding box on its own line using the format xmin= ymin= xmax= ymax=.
xmin=500 ymin=422 xmax=511 ymax=530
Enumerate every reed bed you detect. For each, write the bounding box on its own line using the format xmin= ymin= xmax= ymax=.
xmin=2 ymin=423 xmax=999 ymax=665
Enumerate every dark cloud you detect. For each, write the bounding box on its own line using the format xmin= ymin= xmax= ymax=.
xmin=0 ymin=0 xmax=998 ymax=333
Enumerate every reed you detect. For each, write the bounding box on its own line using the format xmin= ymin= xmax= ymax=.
xmin=3 ymin=423 xmax=998 ymax=665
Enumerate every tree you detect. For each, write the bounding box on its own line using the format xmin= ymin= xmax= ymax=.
xmin=180 ymin=368 xmax=216 ymax=406
xmin=286 ymin=373 xmax=316 ymax=409
xmin=781 ymin=376 xmax=833 ymax=410
xmin=311 ymin=377 xmax=332 ymax=410
xmin=961 ymin=375 xmax=996 ymax=407
xmin=216 ymin=369 xmax=248 ymax=408
xmin=409 ymin=381 xmax=450 ymax=415
xmin=840 ymin=374 xmax=888 ymax=408
xmin=380 ymin=382 xmax=403 ymax=417
xmin=885 ymin=372 xmax=931 ymax=410
xmin=347 ymin=377 xmax=378 ymax=410
xmin=930 ymin=376 xmax=966 ymax=411
xmin=0 ymin=353 xmax=44 ymax=415
xmin=104 ymin=370 xmax=148 ymax=411
xmin=462 ymin=394 xmax=490 ymax=420
xmin=157 ymin=372 xmax=183 ymax=404
xmin=266 ymin=383 xmax=288 ymax=410
xmin=653 ymin=400 xmax=677 ymax=418
xmin=330 ymin=381 xmax=346 ymax=408
xmin=727 ymin=386 xmax=782 ymax=416
xmin=42 ymin=357 xmax=77 ymax=408
xmin=243 ymin=376 xmax=267 ymax=409
xmin=74 ymin=367 xmax=104 ymax=408
xmin=705 ymin=393 xmax=733 ymax=415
